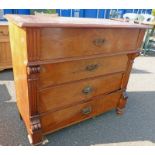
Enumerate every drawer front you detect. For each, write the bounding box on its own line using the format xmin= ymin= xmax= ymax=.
xmin=41 ymin=90 xmax=122 ymax=134
xmin=38 ymin=73 xmax=123 ymax=113
xmin=40 ymin=28 xmax=139 ymax=60
xmin=0 ymin=27 xmax=9 ymax=42
xmin=39 ymin=55 xmax=128 ymax=88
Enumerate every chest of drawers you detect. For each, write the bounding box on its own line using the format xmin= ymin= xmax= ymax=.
xmin=0 ymin=23 xmax=12 ymax=71
xmin=6 ymin=15 xmax=149 ymax=145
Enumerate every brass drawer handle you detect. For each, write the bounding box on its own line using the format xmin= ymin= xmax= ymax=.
xmin=86 ymin=64 xmax=98 ymax=71
xmin=93 ymin=38 xmax=105 ymax=46
xmin=82 ymin=106 xmax=92 ymax=115
xmin=82 ymin=86 xmax=93 ymax=94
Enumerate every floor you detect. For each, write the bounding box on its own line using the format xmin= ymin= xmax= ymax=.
xmin=0 ymin=55 xmax=155 ymax=146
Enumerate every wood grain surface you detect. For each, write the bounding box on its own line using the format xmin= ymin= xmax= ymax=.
xmin=6 ymin=15 xmax=146 ymax=144
xmin=40 ymin=28 xmax=139 ymax=60
xmin=39 ymin=55 xmax=128 ymax=88
xmin=41 ymin=90 xmax=122 ymax=134
xmin=0 ymin=24 xmax=12 ymax=70
xmin=38 ymin=73 xmax=123 ymax=113
xmin=5 ymin=15 xmax=151 ymax=28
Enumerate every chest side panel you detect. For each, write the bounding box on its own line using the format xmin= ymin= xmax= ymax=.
xmin=8 ymin=23 xmax=31 ymax=128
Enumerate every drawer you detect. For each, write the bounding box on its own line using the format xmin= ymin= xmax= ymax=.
xmin=38 ymin=73 xmax=123 ymax=113
xmin=40 ymin=28 xmax=139 ymax=60
xmin=41 ymin=90 xmax=122 ymax=134
xmin=0 ymin=27 xmax=9 ymax=42
xmin=39 ymin=55 xmax=128 ymax=88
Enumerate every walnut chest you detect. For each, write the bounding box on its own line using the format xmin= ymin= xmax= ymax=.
xmin=6 ymin=15 xmax=149 ymax=145
xmin=0 ymin=22 xmax=12 ymax=71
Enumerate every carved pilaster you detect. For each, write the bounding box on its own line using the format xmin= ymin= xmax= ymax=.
xmin=121 ymin=52 xmax=139 ymax=89
xmin=27 ymin=65 xmax=41 ymax=75
xmin=136 ymin=29 xmax=146 ymax=50
xmin=27 ymin=66 xmax=43 ymax=144
xmin=118 ymin=52 xmax=139 ymax=115
xmin=27 ymin=28 xmax=41 ymax=61
xmin=27 ymin=65 xmax=40 ymax=116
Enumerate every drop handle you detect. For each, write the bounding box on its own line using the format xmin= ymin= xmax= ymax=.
xmin=85 ymin=64 xmax=98 ymax=71
xmin=82 ymin=86 xmax=93 ymax=95
xmin=93 ymin=38 xmax=105 ymax=46
xmin=82 ymin=106 xmax=92 ymax=115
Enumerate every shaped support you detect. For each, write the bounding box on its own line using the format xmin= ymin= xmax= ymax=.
xmin=28 ymin=116 xmax=43 ymax=145
xmin=116 ymin=91 xmax=128 ymax=115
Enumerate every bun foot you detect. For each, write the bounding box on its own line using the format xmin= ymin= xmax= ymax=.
xmin=116 ymin=91 xmax=128 ymax=115
xmin=116 ymin=107 xmax=124 ymax=115
xmin=28 ymin=116 xmax=43 ymax=145
xmin=28 ymin=132 xmax=43 ymax=145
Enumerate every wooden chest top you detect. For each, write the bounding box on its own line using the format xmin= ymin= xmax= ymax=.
xmin=5 ymin=15 xmax=151 ymax=29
